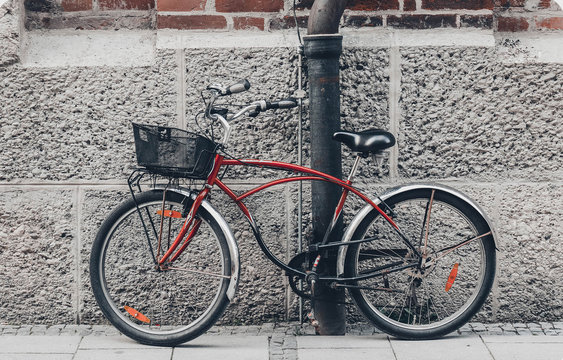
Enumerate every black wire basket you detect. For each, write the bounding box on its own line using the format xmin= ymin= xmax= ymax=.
xmin=132 ymin=123 xmax=217 ymax=179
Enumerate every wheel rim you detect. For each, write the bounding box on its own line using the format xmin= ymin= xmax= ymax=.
xmin=354 ymin=195 xmax=488 ymax=331
xmin=98 ymin=198 xmax=227 ymax=335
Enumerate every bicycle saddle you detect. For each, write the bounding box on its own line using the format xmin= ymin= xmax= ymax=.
xmin=332 ymin=129 xmax=396 ymax=154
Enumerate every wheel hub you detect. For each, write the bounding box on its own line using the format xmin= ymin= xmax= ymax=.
xmin=405 ymin=246 xmax=437 ymax=279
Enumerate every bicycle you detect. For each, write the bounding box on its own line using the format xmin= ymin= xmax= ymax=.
xmin=89 ymin=79 xmax=497 ymax=346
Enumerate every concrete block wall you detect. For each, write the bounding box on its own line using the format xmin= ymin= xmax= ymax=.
xmin=1 ymin=0 xmax=563 ymax=326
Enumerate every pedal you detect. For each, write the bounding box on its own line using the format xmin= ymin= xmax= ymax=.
xmin=307 ymin=311 xmax=319 ymax=329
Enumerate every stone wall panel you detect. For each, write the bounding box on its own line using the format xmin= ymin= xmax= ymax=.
xmin=400 ymin=47 xmax=563 ymax=182
xmin=0 ymin=189 xmax=75 ymax=324
xmin=79 ymin=188 xmax=129 ymax=324
xmin=496 ymin=183 xmax=563 ymax=321
xmin=0 ymin=50 xmax=176 ymax=182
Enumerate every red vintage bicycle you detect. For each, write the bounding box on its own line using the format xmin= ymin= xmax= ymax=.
xmin=90 ymin=80 xmax=497 ymax=346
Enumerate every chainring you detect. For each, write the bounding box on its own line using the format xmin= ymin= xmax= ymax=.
xmin=287 ymin=252 xmax=312 ymax=299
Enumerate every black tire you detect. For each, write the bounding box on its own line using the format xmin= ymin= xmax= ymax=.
xmin=90 ymin=190 xmax=231 ymax=346
xmin=344 ymin=188 xmax=496 ymax=339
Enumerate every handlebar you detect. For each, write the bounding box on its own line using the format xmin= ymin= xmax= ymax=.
xmin=203 ymin=80 xmax=299 ymax=145
xmin=207 ymin=79 xmax=251 ymax=96
xmin=248 ymin=98 xmax=298 ymax=117
xmin=225 ymin=79 xmax=251 ymax=95
xmin=259 ymin=98 xmax=298 ymax=110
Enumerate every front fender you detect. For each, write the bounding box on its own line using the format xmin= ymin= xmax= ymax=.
xmin=336 ymin=182 xmax=498 ymax=276
xmin=149 ymin=186 xmax=240 ymax=301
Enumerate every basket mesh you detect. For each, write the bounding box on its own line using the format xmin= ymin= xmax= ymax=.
xmin=132 ymin=123 xmax=217 ymax=179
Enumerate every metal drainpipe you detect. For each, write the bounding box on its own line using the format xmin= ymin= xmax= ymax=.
xmin=304 ymin=0 xmax=347 ymax=336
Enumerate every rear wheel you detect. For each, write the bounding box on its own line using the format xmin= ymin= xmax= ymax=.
xmin=90 ymin=190 xmax=231 ymax=346
xmin=345 ymin=188 xmax=496 ymax=339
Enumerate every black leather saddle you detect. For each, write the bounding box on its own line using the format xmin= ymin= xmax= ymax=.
xmin=332 ymin=129 xmax=396 ymax=154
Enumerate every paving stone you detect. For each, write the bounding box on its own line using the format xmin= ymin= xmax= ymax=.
xmin=540 ymin=322 xmax=555 ymax=330
xmin=485 ymin=342 xmax=563 ymax=360
xmin=0 ymin=355 xmax=73 ymax=360
xmin=75 ymin=348 xmax=172 ymax=360
xmin=516 ymin=328 xmax=533 ymax=335
xmin=459 ymin=324 xmax=472 ymax=332
xmin=271 ymin=334 xmax=284 ymax=345
xmin=173 ymin=336 xmax=269 ymax=360
xmin=392 ymin=337 xmax=493 ymax=360
xmin=79 ymin=336 xmax=161 ymax=349
xmin=298 ymin=335 xmax=390 ymax=349
xmin=45 ymin=325 xmax=64 ymax=335
xmin=282 ymin=337 xmax=297 ymax=349
xmin=470 ymin=323 xmax=487 ymax=332
xmin=261 ymin=323 xmax=275 ymax=331
xmin=501 ymin=323 xmax=516 ymax=332
xmin=270 ymin=348 xmax=284 ymax=355
xmin=486 ymin=328 xmax=504 ymax=336
xmin=0 ymin=336 xmax=81 ymax=353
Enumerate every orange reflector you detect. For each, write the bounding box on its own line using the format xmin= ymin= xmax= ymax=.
xmin=124 ymin=306 xmax=151 ymax=324
xmin=157 ymin=209 xmax=183 ymax=218
xmin=445 ymin=263 xmax=459 ymax=292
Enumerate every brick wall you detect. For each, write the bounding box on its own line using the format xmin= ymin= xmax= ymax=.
xmin=24 ymin=0 xmax=562 ymax=31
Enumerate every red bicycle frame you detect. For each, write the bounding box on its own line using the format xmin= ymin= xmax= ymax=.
xmin=157 ymin=153 xmax=404 ymax=270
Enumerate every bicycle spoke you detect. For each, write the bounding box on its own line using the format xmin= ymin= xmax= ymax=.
xmin=423 ymin=190 xmax=435 ymax=252
xmin=347 ymin=189 xmax=495 ymax=338
xmin=165 ymin=266 xmax=230 ymax=279
xmin=432 ymin=231 xmax=491 ymax=263
xmin=91 ymin=191 xmax=231 ymax=345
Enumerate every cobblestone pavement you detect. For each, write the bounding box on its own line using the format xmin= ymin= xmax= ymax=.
xmin=1 ymin=322 xmax=562 ymax=360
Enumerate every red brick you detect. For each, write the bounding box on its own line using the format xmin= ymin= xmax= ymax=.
xmin=497 ymin=16 xmax=529 ymax=31
xmin=157 ymin=0 xmax=206 ymax=11
xmin=494 ymin=0 xmax=525 ymax=8
xmin=26 ymin=14 xmax=153 ymax=30
xmin=422 ymin=0 xmax=493 ymax=10
xmin=497 ymin=0 xmax=551 ymax=8
xmin=61 ymin=0 xmax=92 ymax=11
xmin=387 ymin=14 xmax=457 ymax=29
xmin=233 ymin=17 xmax=265 ymax=30
xmin=269 ymin=15 xmax=308 ymax=30
xmin=296 ymin=0 xmax=399 ymax=10
xmin=536 ymin=16 xmax=563 ymax=29
xmin=348 ymin=0 xmax=399 ymax=10
xmin=460 ymin=14 xmax=493 ymax=28
xmin=404 ymin=0 xmax=417 ymax=11
xmin=157 ymin=15 xmax=227 ymax=29
xmin=215 ymin=0 xmax=283 ymax=12
xmin=343 ymin=15 xmax=383 ymax=27
xmin=99 ymin=0 xmax=154 ymax=10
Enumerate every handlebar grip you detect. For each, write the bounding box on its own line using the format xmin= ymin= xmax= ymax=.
xmin=225 ymin=79 xmax=251 ymax=95
xmin=268 ymin=98 xmax=298 ymax=110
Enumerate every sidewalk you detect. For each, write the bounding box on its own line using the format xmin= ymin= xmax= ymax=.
xmin=0 ymin=323 xmax=562 ymax=360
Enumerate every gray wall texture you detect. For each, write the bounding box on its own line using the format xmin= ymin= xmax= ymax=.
xmin=1 ymin=0 xmax=562 ymax=327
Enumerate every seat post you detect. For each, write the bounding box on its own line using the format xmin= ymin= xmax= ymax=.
xmin=346 ymin=155 xmax=362 ymax=182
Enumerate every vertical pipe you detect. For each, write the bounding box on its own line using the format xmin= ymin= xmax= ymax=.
xmin=303 ymin=34 xmax=346 ymax=335
xmin=297 ymin=50 xmax=304 ymax=324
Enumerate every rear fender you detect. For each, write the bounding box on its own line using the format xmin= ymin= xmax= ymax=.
xmin=336 ymin=183 xmax=498 ymax=276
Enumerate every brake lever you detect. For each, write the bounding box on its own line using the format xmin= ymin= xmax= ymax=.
xmin=248 ymin=109 xmax=260 ymax=117
xmin=210 ymin=107 xmax=229 ymax=117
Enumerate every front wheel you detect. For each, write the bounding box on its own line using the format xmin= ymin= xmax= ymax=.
xmin=90 ymin=190 xmax=232 ymax=346
xmin=344 ymin=188 xmax=496 ymax=339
